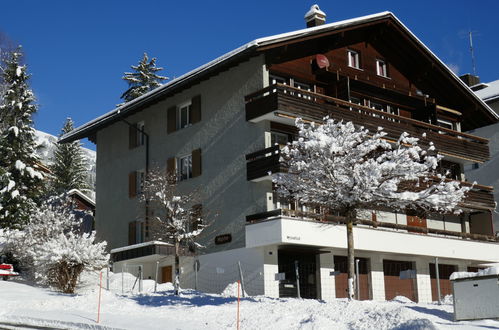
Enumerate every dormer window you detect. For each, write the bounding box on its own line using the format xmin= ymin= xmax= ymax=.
xmin=347 ymin=50 xmax=360 ymax=69
xmin=376 ymin=59 xmax=388 ymax=77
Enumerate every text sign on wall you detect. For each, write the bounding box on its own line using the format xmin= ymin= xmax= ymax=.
xmin=215 ymin=234 xmax=232 ymax=245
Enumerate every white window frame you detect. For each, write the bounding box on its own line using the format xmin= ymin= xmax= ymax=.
xmin=376 ymin=59 xmax=388 ymax=77
xmin=177 ymin=154 xmax=192 ymax=181
xmin=177 ymin=101 xmax=192 ymax=130
xmin=136 ymin=121 xmax=145 ymax=146
xmin=347 ymin=50 xmax=360 ymax=69
xmin=437 ymin=119 xmax=454 ymax=130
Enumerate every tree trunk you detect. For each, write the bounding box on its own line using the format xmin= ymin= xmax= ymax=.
xmin=174 ymin=240 xmax=180 ymax=295
xmin=346 ymin=210 xmax=356 ymax=300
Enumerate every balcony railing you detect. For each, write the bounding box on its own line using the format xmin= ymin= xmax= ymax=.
xmin=245 ymin=84 xmax=490 ymax=163
xmin=245 ymin=146 xmax=495 ymax=210
xmin=245 ymin=208 xmax=499 ymax=243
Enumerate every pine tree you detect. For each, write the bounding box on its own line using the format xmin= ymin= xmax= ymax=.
xmin=0 ymin=49 xmax=43 ymax=229
xmin=120 ymin=53 xmax=168 ymax=104
xmin=50 ymin=118 xmax=89 ymax=194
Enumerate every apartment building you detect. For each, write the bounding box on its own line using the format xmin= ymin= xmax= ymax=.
xmin=61 ymin=8 xmax=499 ymax=302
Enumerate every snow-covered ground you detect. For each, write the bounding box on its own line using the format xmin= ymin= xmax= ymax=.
xmin=1 ymin=272 xmax=498 ymax=330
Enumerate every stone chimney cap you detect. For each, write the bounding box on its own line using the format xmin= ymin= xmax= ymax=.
xmin=305 ymin=4 xmax=326 ymax=21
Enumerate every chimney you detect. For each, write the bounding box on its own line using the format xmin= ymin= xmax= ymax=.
xmin=305 ymin=4 xmax=326 ymax=28
xmin=459 ymin=73 xmax=480 ymax=87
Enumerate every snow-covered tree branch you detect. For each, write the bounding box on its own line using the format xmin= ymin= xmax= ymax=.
xmin=141 ymin=168 xmax=207 ymax=295
xmin=8 ymin=197 xmax=108 ymax=293
xmin=274 ymin=118 xmax=471 ymax=299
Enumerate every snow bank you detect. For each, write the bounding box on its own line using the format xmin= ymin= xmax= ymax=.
xmin=221 ymin=282 xmax=246 ymax=298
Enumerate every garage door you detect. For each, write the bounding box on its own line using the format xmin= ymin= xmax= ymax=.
xmin=429 ymin=263 xmax=457 ymax=301
xmin=383 ymin=259 xmax=416 ymax=302
xmin=334 ymin=256 xmax=370 ymax=300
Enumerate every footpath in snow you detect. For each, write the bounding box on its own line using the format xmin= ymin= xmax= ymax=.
xmin=0 ymin=273 xmax=498 ymax=330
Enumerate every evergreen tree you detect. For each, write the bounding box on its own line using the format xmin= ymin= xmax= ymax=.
xmin=120 ymin=53 xmax=167 ymax=104
xmin=0 ymin=49 xmax=43 ymax=229
xmin=50 ymin=118 xmax=89 ymax=194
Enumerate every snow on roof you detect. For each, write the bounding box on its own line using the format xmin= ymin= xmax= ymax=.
xmin=61 ymin=11 xmax=497 ymax=143
xmin=110 ymin=241 xmax=173 ymax=254
xmin=450 ymin=266 xmax=499 ymax=280
xmin=67 ymin=188 xmax=95 ymax=206
xmin=475 ymin=79 xmax=499 ymax=102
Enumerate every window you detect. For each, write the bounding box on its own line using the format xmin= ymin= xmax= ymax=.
xmin=167 ymin=149 xmax=202 ymax=181
xmin=370 ymin=101 xmax=384 ymax=111
xmin=349 ymin=96 xmax=362 ymax=105
xmin=347 ymin=50 xmax=360 ymax=69
xmin=436 ymin=119 xmax=454 ymax=130
xmin=167 ymin=95 xmax=201 ymax=134
xmin=128 ymin=169 xmax=145 ymax=198
xmin=178 ymin=155 xmax=192 ymax=181
xmin=129 ymin=121 xmax=145 ymax=149
xmin=128 ymin=220 xmax=144 ymax=245
xmin=178 ymin=101 xmax=192 ymax=129
xmin=376 ymin=59 xmax=388 ymax=77
xmin=271 ymin=131 xmax=290 ymax=148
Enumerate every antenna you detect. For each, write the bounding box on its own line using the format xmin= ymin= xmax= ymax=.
xmin=469 ymin=30 xmax=477 ymax=76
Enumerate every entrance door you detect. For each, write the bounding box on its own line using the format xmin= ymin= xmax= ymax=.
xmin=407 ymin=215 xmax=427 ymax=233
xmin=429 ymin=263 xmax=456 ymax=301
xmin=278 ymin=251 xmax=318 ymax=299
xmin=383 ymin=259 xmax=417 ymax=302
xmin=333 ymin=256 xmax=370 ymax=300
xmin=161 ymin=266 xmax=172 ymax=284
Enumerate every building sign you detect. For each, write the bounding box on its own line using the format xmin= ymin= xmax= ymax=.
xmin=215 ymin=234 xmax=232 ymax=245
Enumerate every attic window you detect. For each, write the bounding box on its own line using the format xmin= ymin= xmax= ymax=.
xmin=347 ymin=50 xmax=360 ymax=69
xmin=376 ymin=59 xmax=388 ymax=77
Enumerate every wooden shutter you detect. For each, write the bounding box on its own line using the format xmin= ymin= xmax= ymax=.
xmin=167 ymin=106 xmax=177 ymax=134
xmin=129 ymin=124 xmax=137 ymax=149
xmin=191 ymin=95 xmax=201 ymax=124
xmin=128 ymin=221 xmax=136 ymax=245
xmin=167 ymin=157 xmax=176 ymax=176
xmin=192 ymin=148 xmax=202 ymax=178
xmin=128 ymin=171 xmax=137 ymax=198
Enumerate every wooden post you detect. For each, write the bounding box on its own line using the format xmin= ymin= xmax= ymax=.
xmin=237 ymin=280 xmax=241 ymax=330
xmin=97 ymin=271 xmax=102 ymax=323
xmin=347 ymin=216 xmax=355 ymax=300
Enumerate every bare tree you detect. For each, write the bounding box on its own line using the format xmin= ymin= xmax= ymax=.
xmin=274 ymin=118 xmax=470 ymax=300
xmin=141 ymin=168 xmax=207 ymax=295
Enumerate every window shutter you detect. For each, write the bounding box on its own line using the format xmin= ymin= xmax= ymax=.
xmin=129 ymin=171 xmax=137 ymax=198
xmin=191 ymin=95 xmax=201 ymax=124
xmin=129 ymin=124 xmax=137 ymax=149
xmin=192 ymin=148 xmax=202 ymax=178
xmin=167 ymin=106 xmax=177 ymax=134
xmin=167 ymin=157 xmax=176 ymax=177
xmin=128 ymin=221 xmax=136 ymax=245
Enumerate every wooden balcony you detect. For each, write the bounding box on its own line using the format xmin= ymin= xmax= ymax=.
xmin=245 ymin=209 xmax=499 ymax=243
xmin=245 ymin=145 xmax=495 ymax=210
xmin=245 ymin=84 xmax=490 ymax=163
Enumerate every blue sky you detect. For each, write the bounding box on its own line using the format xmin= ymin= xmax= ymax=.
xmin=2 ymin=1 xmax=499 ymax=149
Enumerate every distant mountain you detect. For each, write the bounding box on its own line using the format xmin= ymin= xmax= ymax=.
xmin=34 ymin=130 xmax=96 ymax=190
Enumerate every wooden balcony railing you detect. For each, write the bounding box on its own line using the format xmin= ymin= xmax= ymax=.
xmin=245 ymin=84 xmax=490 ymax=163
xmin=245 ymin=208 xmax=499 ymax=243
xmin=245 ymin=145 xmax=495 ymax=210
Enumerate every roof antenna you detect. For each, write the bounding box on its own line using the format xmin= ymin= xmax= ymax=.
xmin=469 ymin=30 xmax=477 ymax=76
